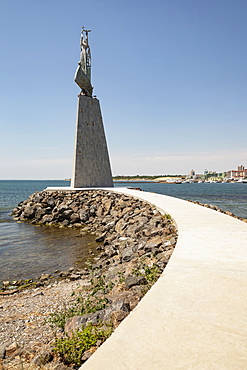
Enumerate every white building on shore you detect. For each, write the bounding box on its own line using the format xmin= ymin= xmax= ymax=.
xmin=226 ymin=165 xmax=247 ymax=179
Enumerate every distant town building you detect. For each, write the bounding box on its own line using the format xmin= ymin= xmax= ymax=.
xmin=202 ymin=170 xmax=225 ymax=180
xmin=226 ymin=165 xmax=247 ymax=179
xmin=189 ymin=169 xmax=195 ymax=177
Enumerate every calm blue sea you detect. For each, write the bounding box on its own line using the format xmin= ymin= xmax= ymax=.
xmin=0 ymin=180 xmax=246 ymax=282
xmin=115 ymin=181 xmax=247 ymax=218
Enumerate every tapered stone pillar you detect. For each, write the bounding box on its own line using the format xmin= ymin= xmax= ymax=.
xmin=71 ymin=94 xmax=113 ymax=188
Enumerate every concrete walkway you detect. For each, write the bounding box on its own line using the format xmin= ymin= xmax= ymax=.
xmin=47 ymin=187 xmax=247 ymax=369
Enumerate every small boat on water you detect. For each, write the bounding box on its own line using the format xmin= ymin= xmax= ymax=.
xmin=236 ymin=179 xmax=247 ymax=183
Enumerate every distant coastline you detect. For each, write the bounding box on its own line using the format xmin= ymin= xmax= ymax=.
xmin=113 ymin=177 xmax=246 ymax=184
xmin=64 ymin=176 xmax=246 ymax=184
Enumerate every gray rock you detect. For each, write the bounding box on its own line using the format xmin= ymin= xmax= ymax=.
xmin=0 ymin=343 xmax=7 ymax=359
xmin=22 ymin=206 xmax=35 ymax=219
xmin=46 ymin=197 xmax=56 ymax=207
xmin=65 ymin=299 xmax=130 ymax=335
xmin=12 ymin=207 xmax=21 ymax=216
xmin=50 ymin=362 xmax=69 ymax=370
xmin=70 ymin=212 xmax=80 ymax=223
xmin=115 ymin=218 xmax=127 ymax=235
xmin=5 ymin=342 xmax=19 ymax=356
xmin=32 ymin=193 xmax=43 ymax=203
xmin=151 ymin=247 xmax=161 ymax=256
xmin=81 ymin=349 xmax=93 ymax=362
xmin=35 ymin=207 xmax=46 ymax=220
xmin=144 ymin=242 xmax=157 ymax=253
xmin=44 ymin=206 xmax=53 ymax=214
xmin=69 ymin=273 xmax=81 ymax=281
xmin=62 ymin=209 xmax=73 ymax=218
xmin=102 ymin=199 xmax=112 ymax=212
xmin=106 ymin=290 xmax=141 ymax=311
xmin=119 ymin=201 xmax=127 ymax=209
xmin=32 ymin=349 xmax=53 ymax=366
xmin=95 ymin=232 xmax=107 ymax=242
xmin=79 ymin=209 xmax=90 ymax=222
xmin=32 ymin=291 xmax=44 ymax=297
xmin=137 ymin=241 xmax=146 ymax=250
xmin=103 ymin=299 xmax=130 ymax=317
xmin=40 ymin=214 xmax=54 ymax=224
xmin=39 ymin=274 xmax=50 ymax=282
xmin=111 ymin=310 xmax=129 ymax=327
xmin=157 ymin=261 xmax=167 ymax=270
xmin=57 ymin=204 xmax=69 ymax=213
xmin=146 ymin=235 xmax=163 ymax=247
xmin=121 ymin=247 xmax=134 ymax=262
xmin=132 ymin=216 xmax=149 ymax=225
xmin=169 ymin=237 xmax=177 ymax=245
xmin=125 ymin=275 xmax=147 ymax=289
xmin=90 ymin=205 xmax=97 ymax=214
xmin=59 ymin=270 xmax=70 ymax=277
xmin=104 ymin=221 xmax=115 ymax=231
xmin=105 ymin=245 xmax=118 ymax=258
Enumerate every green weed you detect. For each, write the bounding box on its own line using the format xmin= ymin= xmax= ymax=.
xmin=117 ymin=271 xmax=125 ymax=284
xmin=47 ymin=292 xmax=108 ymax=330
xmin=47 ymin=266 xmax=114 ymax=330
xmin=53 ymin=322 xmax=113 ymax=366
xmin=132 ymin=261 xmax=161 ymax=284
xmin=163 ymin=213 xmax=172 ymax=220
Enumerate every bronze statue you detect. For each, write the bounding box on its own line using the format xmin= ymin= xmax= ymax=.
xmin=74 ymin=27 xmax=93 ymax=97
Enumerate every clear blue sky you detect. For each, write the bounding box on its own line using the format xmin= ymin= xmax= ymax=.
xmin=0 ymin=0 xmax=246 ymax=179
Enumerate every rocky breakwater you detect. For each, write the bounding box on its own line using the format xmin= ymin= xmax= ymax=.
xmin=7 ymin=189 xmax=178 ymax=368
xmin=187 ymin=200 xmax=247 ymax=222
xmin=12 ymin=189 xmax=177 ymax=272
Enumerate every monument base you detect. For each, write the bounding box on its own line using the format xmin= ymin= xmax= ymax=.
xmin=71 ymin=95 xmax=113 ymax=188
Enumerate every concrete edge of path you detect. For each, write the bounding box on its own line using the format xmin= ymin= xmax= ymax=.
xmin=46 ymin=187 xmax=247 ymax=369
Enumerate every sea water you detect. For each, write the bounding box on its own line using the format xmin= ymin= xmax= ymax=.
xmin=0 ymin=180 xmax=246 ymax=281
xmin=114 ymin=181 xmax=247 ymax=218
xmin=0 ymin=180 xmax=99 ymax=281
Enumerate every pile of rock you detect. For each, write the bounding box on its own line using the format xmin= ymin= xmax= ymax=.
xmin=9 ymin=189 xmax=178 ymax=368
xmin=187 ymin=199 xmax=247 ymax=222
xmin=12 ymin=189 xmax=177 ymax=271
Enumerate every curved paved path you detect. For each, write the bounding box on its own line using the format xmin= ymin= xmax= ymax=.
xmin=48 ymin=187 xmax=247 ymax=369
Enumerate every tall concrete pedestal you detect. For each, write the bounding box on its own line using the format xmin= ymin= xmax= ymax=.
xmin=71 ymin=95 xmax=113 ymax=188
